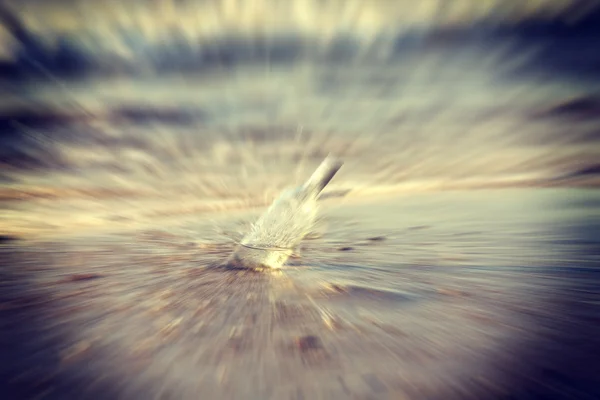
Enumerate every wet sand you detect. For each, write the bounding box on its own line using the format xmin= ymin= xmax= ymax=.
xmin=1 ymin=188 xmax=599 ymax=399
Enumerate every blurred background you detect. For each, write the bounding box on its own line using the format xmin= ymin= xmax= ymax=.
xmin=0 ymin=1 xmax=599 ymax=399
xmin=1 ymin=0 xmax=599 ymax=235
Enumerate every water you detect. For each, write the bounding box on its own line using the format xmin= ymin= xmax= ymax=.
xmin=1 ymin=187 xmax=598 ymax=399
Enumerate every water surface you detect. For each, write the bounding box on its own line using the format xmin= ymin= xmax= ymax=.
xmin=1 ymin=187 xmax=598 ymax=399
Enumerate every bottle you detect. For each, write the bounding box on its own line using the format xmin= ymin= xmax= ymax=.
xmin=226 ymin=156 xmax=343 ymax=270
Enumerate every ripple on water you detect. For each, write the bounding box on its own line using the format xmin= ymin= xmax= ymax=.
xmin=318 ymin=282 xmax=419 ymax=304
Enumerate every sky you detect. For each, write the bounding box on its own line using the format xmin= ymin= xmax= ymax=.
xmin=0 ymin=0 xmax=599 ymax=236
xmin=1 ymin=0 xmax=598 ymax=62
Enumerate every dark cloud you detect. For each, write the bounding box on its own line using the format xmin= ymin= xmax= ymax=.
xmin=1 ymin=1 xmax=599 ymax=79
xmin=565 ymin=164 xmax=600 ymax=178
xmin=534 ymin=95 xmax=600 ymax=120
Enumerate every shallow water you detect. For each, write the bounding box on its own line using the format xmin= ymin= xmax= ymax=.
xmin=1 ymin=187 xmax=598 ymax=399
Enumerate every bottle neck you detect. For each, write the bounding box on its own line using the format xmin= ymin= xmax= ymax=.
xmin=301 ymin=157 xmax=343 ymax=196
